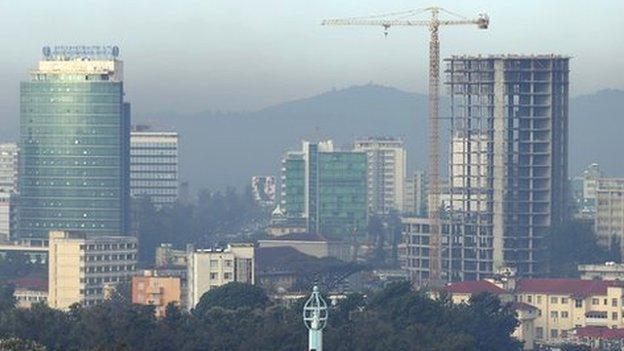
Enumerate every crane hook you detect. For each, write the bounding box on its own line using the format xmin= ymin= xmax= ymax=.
xmin=383 ymin=24 xmax=390 ymax=37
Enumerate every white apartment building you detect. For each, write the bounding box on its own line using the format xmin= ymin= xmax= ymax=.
xmin=130 ymin=126 xmax=179 ymax=205
xmin=404 ymin=171 xmax=428 ymax=216
xmin=48 ymin=230 xmax=138 ymax=309
xmin=0 ymin=143 xmax=18 ymax=242
xmin=187 ymin=243 xmax=254 ymax=309
xmin=595 ymin=178 xmax=624 ymax=255
xmin=354 ymin=137 xmax=406 ymax=214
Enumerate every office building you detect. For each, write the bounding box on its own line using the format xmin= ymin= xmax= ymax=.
xmin=354 ymin=138 xmax=406 ymax=214
xmin=579 ymin=262 xmax=624 ymax=281
xmin=132 ymin=270 xmax=182 ymax=317
xmin=47 ymin=230 xmax=137 ymax=309
xmin=571 ymin=163 xmax=603 ymax=216
xmin=404 ymin=55 xmax=570 ymax=283
xmin=280 ymin=141 xmax=367 ymax=239
xmin=595 ymin=178 xmax=624 ymax=254
xmin=0 ymin=143 xmax=19 ymax=242
xmin=186 ymin=243 xmax=254 ymax=309
xmin=18 ymin=46 xmax=130 ymax=239
xmin=0 ymin=143 xmax=19 ymax=194
xmin=258 ymin=232 xmax=352 ymax=262
xmin=404 ymin=171 xmax=428 ymax=216
xmin=130 ymin=125 xmax=179 ymax=205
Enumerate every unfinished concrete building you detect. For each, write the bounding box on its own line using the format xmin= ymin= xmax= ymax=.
xmin=403 ymin=55 xmax=569 ymax=284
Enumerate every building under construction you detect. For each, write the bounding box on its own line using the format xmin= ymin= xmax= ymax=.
xmin=403 ymin=55 xmax=570 ymax=284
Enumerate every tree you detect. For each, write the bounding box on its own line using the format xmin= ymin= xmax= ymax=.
xmin=545 ymin=219 xmax=616 ymax=277
xmin=0 ymin=338 xmax=46 ymax=351
xmin=193 ymin=282 xmax=268 ymax=316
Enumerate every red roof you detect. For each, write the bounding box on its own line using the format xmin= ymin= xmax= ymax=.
xmin=572 ymin=327 xmax=624 ymax=340
xmin=444 ymin=280 xmax=507 ymax=295
xmin=9 ymin=277 xmax=48 ymax=291
xmin=515 ymin=279 xmax=610 ymax=297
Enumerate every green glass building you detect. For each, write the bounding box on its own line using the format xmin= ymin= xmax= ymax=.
xmin=280 ymin=141 xmax=367 ymax=240
xmin=18 ymin=46 xmax=130 ymax=239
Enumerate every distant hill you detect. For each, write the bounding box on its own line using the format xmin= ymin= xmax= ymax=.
xmin=142 ymin=84 xmax=624 ymax=191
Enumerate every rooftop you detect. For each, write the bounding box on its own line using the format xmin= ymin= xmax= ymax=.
xmin=445 ymin=54 xmax=571 ymax=60
xmin=444 ymin=280 xmax=507 ymax=295
xmin=515 ymin=279 xmax=615 ymax=298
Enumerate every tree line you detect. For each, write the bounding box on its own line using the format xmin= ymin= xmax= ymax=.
xmin=0 ymin=281 xmax=522 ymax=351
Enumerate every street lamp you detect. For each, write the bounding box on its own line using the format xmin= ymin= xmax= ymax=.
xmin=303 ymin=285 xmax=328 ymax=351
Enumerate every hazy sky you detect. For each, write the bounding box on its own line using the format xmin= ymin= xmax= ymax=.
xmin=0 ymin=0 xmax=623 ymax=123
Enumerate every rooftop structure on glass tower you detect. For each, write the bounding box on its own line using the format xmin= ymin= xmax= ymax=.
xmin=18 ymin=46 xmax=130 ymax=239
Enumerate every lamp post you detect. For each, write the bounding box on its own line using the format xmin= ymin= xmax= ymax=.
xmin=303 ymin=286 xmax=328 ymax=351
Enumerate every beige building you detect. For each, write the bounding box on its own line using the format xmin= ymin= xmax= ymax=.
xmin=48 ymin=231 xmax=137 ymax=309
xmin=187 ymin=243 xmax=254 ymax=309
xmin=354 ymin=138 xmax=406 ymax=214
xmin=132 ymin=270 xmax=182 ymax=317
xmin=595 ymin=178 xmax=624 ymax=254
xmin=258 ymin=232 xmax=351 ymax=262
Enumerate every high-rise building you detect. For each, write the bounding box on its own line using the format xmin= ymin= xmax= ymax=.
xmin=280 ymin=141 xmax=367 ymax=239
xmin=18 ymin=46 xmax=130 ymax=239
xmin=47 ymin=230 xmax=137 ymax=309
xmin=0 ymin=143 xmax=19 ymax=194
xmin=130 ymin=125 xmax=179 ymax=205
xmin=595 ymin=178 xmax=624 ymax=254
xmin=0 ymin=143 xmax=19 ymax=242
xmin=571 ymin=163 xmax=603 ymax=216
xmin=403 ymin=55 xmax=570 ymax=283
xmin=404 ymin=171 xmax=428 ymax=216
xmin=354 ymin=137 xmax=406 ymax=214
xmin=186 ymin=244 xmax=255 ymax=309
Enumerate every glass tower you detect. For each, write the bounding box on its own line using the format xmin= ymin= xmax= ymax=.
xmin=280 ymin=141 xmax=367 ymax=240
xmin=18 ymin=46 xmax=130 ymax=239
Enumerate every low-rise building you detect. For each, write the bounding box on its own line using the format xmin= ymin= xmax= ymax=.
xmin=579 ymin=262 xmax=624 ymax=281
xmin=155 ymin=243 xmax=187 ymax=267
xmin=11 ymin=277 xmax=48 ymax=309
xmin=47 ymin=230 xmax=138 ymax=309
xmin=186 ymin=244 xmax=254 ymax=309
xmin=258 ymin=232 xmax=351 ymax=262
xmin=132 ymin=270 xmax=182 ymax=317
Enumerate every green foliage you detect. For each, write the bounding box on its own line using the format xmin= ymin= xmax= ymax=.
xmin=0 ymin=253 xmax=46 ymax=281
xmin=193 ymin=282 xmax=268 ymax=316
xmin=0 ymin=283 xmax=15 ymax=313
xmin=545 ymin=219 xmax=618 ymax=277
xmin=135 ymin=186 xmax=265 ymax=264
xmin=0 ymin=283 xmax=521 ymax=351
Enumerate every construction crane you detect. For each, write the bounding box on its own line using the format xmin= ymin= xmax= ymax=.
xmin=322 ymin=7 xmax=489 ymax=286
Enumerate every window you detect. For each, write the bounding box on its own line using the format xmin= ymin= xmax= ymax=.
xmin=210 ymin=260 xmax=219 ymax=269
xmin=224 ymin=272 xmax=232 ymax=280
xmin=561 ymin=298 xmax=568 ymax=304
xmin=604 ymin=299 xmax=608 ymax=305
xmin=613 ymin=298 xmax=618 ymax=307
xmin=575 ymin=299 xmax=583 ymax=308
xmin=592 ymin=298 xmax=599 ymax=305
xmin=527 ymin=295 xmax=533 ymax=303
xmin=536 ymin=327 xmax=544 ymax=339
xmin=550 ymin=311 xmax=558 ymax=319
xmin=537 ymin=296 xmax=542 ymax=304
xmin=550 ymin=329 xmax=558 ymax=338
xmin=550 ymin=297 xmax=558 ymax=304
xmin=613 ymin=312 xmax=618 ymax=321
xmin=210 ymin=273 xmax=218 ymax=280
xmin=561 ymin=311 xmax=569 ymax=318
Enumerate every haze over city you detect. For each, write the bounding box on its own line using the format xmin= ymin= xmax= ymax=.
xmin=0 ymin=1 xmax=623 ymax=350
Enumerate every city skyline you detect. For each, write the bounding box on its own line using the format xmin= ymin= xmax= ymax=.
xmin=0 ymin=0 xmax=622 ymax=124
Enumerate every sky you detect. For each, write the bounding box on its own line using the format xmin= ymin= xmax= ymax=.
xmin=0 ymin=0 xmax=623 ymax=125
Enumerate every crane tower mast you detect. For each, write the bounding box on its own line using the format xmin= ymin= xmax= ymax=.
xmin=323 ymin=7 xmax=489 ymax=286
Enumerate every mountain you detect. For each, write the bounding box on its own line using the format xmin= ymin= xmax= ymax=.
xmin=144 ymin=84 xmax=431 ymax=191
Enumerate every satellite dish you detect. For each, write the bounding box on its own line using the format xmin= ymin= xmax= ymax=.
xmin=42 ymin=46 xmax=51 ymax=58
xmin=112 ymin=46 xmax=120 ymax=58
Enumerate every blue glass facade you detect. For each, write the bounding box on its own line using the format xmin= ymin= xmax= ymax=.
xmin=18 ymin=63 xmax=130 ymax=238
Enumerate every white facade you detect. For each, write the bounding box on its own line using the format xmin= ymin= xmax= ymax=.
xmin=48 ymin=230 xmax=137 ymax=309
xmin=354 ymin=138 xmax=406 ymax=214
xmin=595 ymin=178 xmax=624 ymax=254
xmin=404 ymin=171 xmax=428 ymax=216
xmin=0 ymin=143 xmax=18 ymax=242
xmin=130 ymin=129 xmax=179 ymax=205
xmin=187 ymin=244 xmax=254 ymax=309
